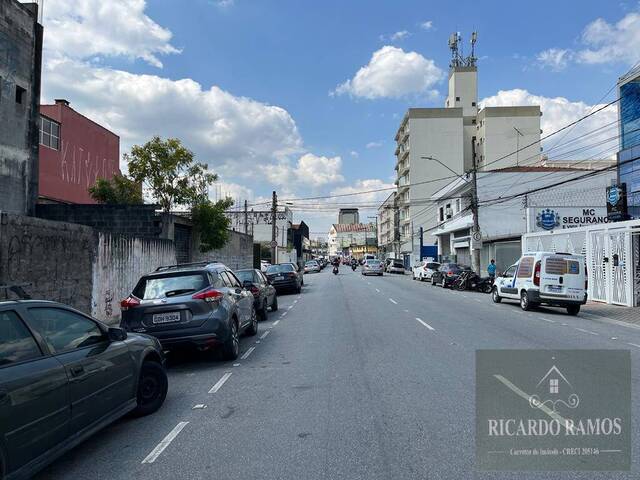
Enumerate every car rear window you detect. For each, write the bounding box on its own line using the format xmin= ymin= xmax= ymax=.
xmin=234 ymin=270 xmax=254 ymax=283
xmin=393 ymin=261 xmax=404 ymax=267
xmin=366 ymin=260 xmax=381 ymax=265
xmin=134 ymin=273 xmax=208 ymax=299
xmin=267 ymin=264 xmax=294 ymax=274
xmin=545 ymin=256 xmax=570 ymax=275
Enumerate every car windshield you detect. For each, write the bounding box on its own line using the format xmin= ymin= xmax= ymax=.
xmin=133 ymin=273 xmax=208 ymax=299
xmin=266 ymin=264 xmax=295 ymax=274
xmin=234 ymin=270 xmax=254 ymax=282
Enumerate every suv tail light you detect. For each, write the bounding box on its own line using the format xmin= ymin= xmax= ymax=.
xmin=192 ymin=288 xmax=224 ymax=303
xmin=120 ymin=295 xmax=140 ymax=311
xmin=533 ymin=261 xmax=541 ymax=286
xmin=447 ymin=270 xmax=454 ymax=277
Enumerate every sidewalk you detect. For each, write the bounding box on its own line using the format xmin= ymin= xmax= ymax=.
xmin=580 ymin=302 xmax=640 ymax=329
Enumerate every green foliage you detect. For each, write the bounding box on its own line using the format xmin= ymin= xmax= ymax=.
xmin=191 ymin=198 xmax=234 ymax=252
xmin=125 ymin=136 xmax=217 ymax=212
xmin=88 ymin=174 xmax=143 ymax=204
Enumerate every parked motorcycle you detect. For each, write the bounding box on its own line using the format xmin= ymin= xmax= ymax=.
xmin=454 ymin=270 xmax=493 ymax=293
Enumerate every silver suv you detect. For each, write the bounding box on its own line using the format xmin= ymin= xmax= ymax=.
xmin=120 ymin=261 xmax=257 ymax=360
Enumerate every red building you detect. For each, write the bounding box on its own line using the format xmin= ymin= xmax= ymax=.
xmin=38 ymin=99 xmax=120 ymax=204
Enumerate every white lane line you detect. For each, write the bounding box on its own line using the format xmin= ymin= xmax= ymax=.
xmin=240 ymin=346 xmax=256 ymax=360
xmin=260 ymin=330 xmax=270 ymax=340
xmin=287 ymin=305 xmax=293 ymax=310
xmin=208 ymin=372 xmax=232 ymax=394
xmin=474 ymin=298 xmax=483 ymax=303
xmin=297 ymin=295 xmax=301 ymax=299
xmin=389 ymin=298 xmax=398 ymax=305
xmin=627 ymin=342 xmax=640 ymax=348
xmin=538 ymin=317 xmax=556 ymax=323
xmin=575 ymin=327 xmax=599 ymax=336
xmin=293 ymin=300 xmax=298 ymax=304
xmin=272 ymin=320 xmax=280 ymax=326
xmin=192 ymin=404 xmax=207 ymax=410
xmin=280 ymin=311 xmax=287 ymax=317
xmin=141 ymin=421 xmax=189 ymax=464
xmin=375 ymin=288 xmax=380 ymax=293
xmin=404 ymin=309 xmax=409 ymax=313
xmin=415 ymin=317 xmax=435 ymax=331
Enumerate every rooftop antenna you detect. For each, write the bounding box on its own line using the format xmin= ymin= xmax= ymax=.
xmin=469 ymin=31 xmax=478 ymax=66
xmin=448 ymin=32 xmax=460 ymax=67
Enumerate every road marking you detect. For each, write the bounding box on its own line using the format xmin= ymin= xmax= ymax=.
xmin=273 ymin=320 xmax=280 ymax=326
xmin=404 ymin=309 xmax=409 ymax=313
xmin=260 ymin=330 xmax=270 ymax=340
xmin=375 ymin=288 xmax=380 ymax=293
xmin=415 ymin=317 xmax=435 ymax=331
xmin=462 ymin=295 xmax=468 ymax=298
xmin=287 ymin=305 xmax=293 ymax=310
xmin=209 ymin=372 xmax=232 ymax=393
xmin=192 ymin=404 xmax=207 ymax=410
xmin=293 ymin=300 xmax=298 ymax=304
xmin=575 ymin=327 xmax=599 ymax=336
xmin=280 ymin=312 xmax=287 ymax=317
xmin=141 ymin=421 xmax=189 ymax=464
xmin=240 ymin=346 xmax=256 ymax=360
xmin=474 ymin=298 xmax=483 ymax=303
xmin=538 ymin=317 xmax=556 ymax=323
xmin=627 ymin=342 xmax=640 ymax=348
xmin=297 ymin=295 xmax=301 ymax=299
xmin=233 ymin=363 xmax=241 ymax=367
xmin=389 ymin=298 xmax=397 ymax=304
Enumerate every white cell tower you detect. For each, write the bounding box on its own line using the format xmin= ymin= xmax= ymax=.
xmin=448 ymin=31 xmax=478 ymax=68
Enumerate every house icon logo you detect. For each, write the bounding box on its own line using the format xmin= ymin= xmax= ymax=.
xmin=536 ymin=209 xmax=560 ymax=230
xmin=529 ymin=364 xmax=580 ymax=413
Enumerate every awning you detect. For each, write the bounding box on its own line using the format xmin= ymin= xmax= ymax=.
xmin=434 ymin=214 xmax=473 ymax=236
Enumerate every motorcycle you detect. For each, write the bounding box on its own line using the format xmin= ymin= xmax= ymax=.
xmin=351 ymin=263 xmax=357 ymax=271
xmin=333 ymin=265 xmax=339 ymax=275
xmin=454 ymin=270 xmax=493 ymax=293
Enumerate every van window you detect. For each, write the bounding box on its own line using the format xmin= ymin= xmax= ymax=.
xmin=517 ymin=257 xmax=534 ymax=278
xmin=566 ymin=260 xmax=580 ymax=275
xmin=545 ymin=256 xmax=569 ymax=275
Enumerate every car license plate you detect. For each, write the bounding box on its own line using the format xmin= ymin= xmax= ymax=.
xmin=275 ymin=275 xmax=284 ymax=281
xmin=152 ymin=312 xmax=181 ymax=324
xmin=548 ymin=285 xmax=563 ymax=293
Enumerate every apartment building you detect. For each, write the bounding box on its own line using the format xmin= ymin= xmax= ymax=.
xmin=377 ymin=192 xmax=397 ymax=258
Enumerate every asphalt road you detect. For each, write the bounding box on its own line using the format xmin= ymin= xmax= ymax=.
xmin=34 ymin=267 xmax=640 ymax=480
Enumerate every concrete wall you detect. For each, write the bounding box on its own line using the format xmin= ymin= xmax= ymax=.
xmin=0 ymin=0 xmax=42 ymax=215
xmin=0 ymin=212 xmax=95 ymax=311
xmin=92 ymin=233 xmax=175 ymax=324
xmin=192 ymin=230 xmax=253 ymax=271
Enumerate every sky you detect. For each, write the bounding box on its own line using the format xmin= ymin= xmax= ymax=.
xmin=35 ymin=0 xmax=640 ymax=238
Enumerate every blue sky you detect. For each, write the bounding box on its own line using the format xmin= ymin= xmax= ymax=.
xmin=38 ymin=0 xmax=640 ymax=235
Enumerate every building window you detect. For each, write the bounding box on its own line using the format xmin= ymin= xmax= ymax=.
xmin=439 ymin=207 xmax=444 ymax=222
xmin=472 ymin=101 xmax=476 ymax=106
xmin=472 ymin=119 xmax=476 ymax=125
xmin=455 ymin=96 xmax=460 ymax=101
xmin=40 ymin=116 xmax=61 ymax=150
xmin=456 ymin=199 xmax=461 ymax=213
xmin=15 ymin=85 xmax=26 ymax=104
xmin=549 ymin=379 xmax=558 ymax=394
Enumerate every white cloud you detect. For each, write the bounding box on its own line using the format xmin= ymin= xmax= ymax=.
xmin=333 ymin=46 xmax=444 ymax=99
xmin=577 ymin=12 xmax=640 ymax=65
xmin=261 ymin=154 xmax=344 ymax=187
xmin=420 ymin=20 xmax=433 ymax=30
xmin=536 ymin=48 xmax=573 ymax=71
xmin=215 ymin=0 xmax=235 ymax=7
xmin=366 ymin=141 xmax=383 ymax=149
xmin=350 ymin=150 xmax=359 ymax=158
xmin=330 ymin=178 xmax=395 ymax=203
xmin=42 ymin=0 xmax=180 ymax=68
xmin=380 ymin=30 xmax=410 ymax=42
xmin=480 ymin=89 xmax=618 ymax=160
xmin=209 ymin=181 xmax=254 ymax=203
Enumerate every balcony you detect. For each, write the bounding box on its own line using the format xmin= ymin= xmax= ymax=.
xmin=398 ymin=161 xmax=409 ymax=176
xmin=400 ymin=147 xmax=410 ymax=161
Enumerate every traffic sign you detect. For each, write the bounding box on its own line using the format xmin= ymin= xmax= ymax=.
xmin=270 ymin=240 xmax=278 ymax=248
xmin=472 ymin=231 xmax=481 ymax=242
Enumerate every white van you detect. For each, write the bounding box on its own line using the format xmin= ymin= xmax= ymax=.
xmin=492 ymin=252 xmax=587 ymax=315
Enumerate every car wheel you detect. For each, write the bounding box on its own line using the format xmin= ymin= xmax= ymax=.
xmin=567 ymin=305 xmax=580 ymax=316
xmin=132 ymin=361 xmax=168 ymax=417
xmin=271 ymin=295 xmax=278 ymax=311
xmin=492 ymin=287 xmax=502 ymax=303
xmin=246 ymin=307 xmax=258 ymax=336
xmin=520 ymin=291 xmax=532 ymax=311
xmin=222 ymin=319 xmax=240 ymax=360
xmin=258 ymin=299 xmax=268 ymax=321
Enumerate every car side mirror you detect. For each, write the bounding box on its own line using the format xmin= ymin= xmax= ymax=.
xmin=108 ymin=327 xmax=127 ymax=342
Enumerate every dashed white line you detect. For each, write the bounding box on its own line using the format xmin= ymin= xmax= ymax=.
xmin=208 ymin=372 xmax=232 ymax=393
xmin=240 ymin=346 xmax=256 ymax=360
xmin=141 ymin=421 xmax=189 ymax=464
xmin=272 ymin=320 xmax=280 ymax=326
xmin=403 ymin=309 xmax=409 ymax=313
xmin=389 ymin=298 xmax=398 ymax=305
xmin=280 ymin=311 xmax=287 ymax=317
xmin=260 ymin=330 xmax=270 ymax=340
xmin=375 ymin=288 xmax=380 ymax=293
xmin=192 ymin=404 xmax=207 ymax=410
xmin=575 ymin=327 xmax=599 ymax=336
xmin=627 ymin=342 xmax=640 ymax=348
xmin=538 ymin=317 xmax=556 ymax=323
xmin=287 ymin=305 xmax=293 ymax=310
xmin=415 ymin=317 xmax=435 ymax=331
xmin=474 ymin=298 xmax=483 ymax=303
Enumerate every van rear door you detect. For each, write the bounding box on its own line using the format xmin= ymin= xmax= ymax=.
xmin=542 ymin=255 xmax=585 ymax=300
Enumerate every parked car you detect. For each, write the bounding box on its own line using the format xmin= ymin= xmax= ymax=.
xmin=431 ymin=262 xmax=464 ymax=288
xmin=412 ymin=260 xmax=441 ymax=281
xmin=304 ymin=260 xmax=321 ymax=273
xmin=120 ymin=261 xmax=257 ymax=360
xmin=387 ymin=260 xmax=406 ymax=274
xmin=362 ymin=259 xmax=384 ymax=276
xmin=265 ymin=263 xmax=304 ymax=294
xmin=492 ymin=252 xmax=587 ymax=315
xmin=0 ymin=299 xmax=167 ymax=480
xmin=234 ymin=268 xmax=278 ymax=320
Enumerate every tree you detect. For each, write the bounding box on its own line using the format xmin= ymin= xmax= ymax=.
xmin=88 ymin=174 xmax=143 ymax=204
xmin=191 ymin=197 xmax=234 ymax=252
xmin=126 ymin=136 xmax=217 ymax=212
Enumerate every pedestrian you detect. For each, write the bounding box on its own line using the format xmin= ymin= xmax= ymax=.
xmin=487 ymin=259 xmax=497 ymax=282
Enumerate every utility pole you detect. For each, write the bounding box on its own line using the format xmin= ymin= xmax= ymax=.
xmin=470 ymin=140 xmax=481 ymax=275
xmin=244 ymin=199 xmax=248 ymax=234
xmin=271 ymin=191 xmax=277 ymax=263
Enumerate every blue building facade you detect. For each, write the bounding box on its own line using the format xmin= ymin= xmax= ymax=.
xmin=618 ymin=74 xmax=640 ymax=218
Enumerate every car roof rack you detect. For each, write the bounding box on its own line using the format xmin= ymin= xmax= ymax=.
xmin=0 ymin=283 xmax=32 ymax=300
xmin=155 ymin=261 xmax=221 ymax=272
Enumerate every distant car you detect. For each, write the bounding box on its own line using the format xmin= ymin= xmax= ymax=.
xmin=412 ymin=260 xmax=440 ymax=281
xmin=265 ymin=263 xmax=303 ymax=293
xmin=0 ymin=299 xmax=167 ymax=480
xmin=362 ymin=259 xmax=384 ymax=276
xmin=120 ymin=261 xmax=257 ymax=360
xmin=430 ymin=262 xmax=464 ymax=288
xmin=260 ymin=260 xmax=271 ymax=272
xmin=304 ymin=260 xmax=321 ymax=273
xmin=234 ymin=268 xmax=278 ymax=320
xmin=387 ymin=260 xmax=406 ymax=274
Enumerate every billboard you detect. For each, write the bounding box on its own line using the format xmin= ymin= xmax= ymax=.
xmin=527 ymin=207 xmax=609 ymax=232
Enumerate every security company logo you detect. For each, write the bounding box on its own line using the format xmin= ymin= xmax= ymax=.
xmin=607 ymin=186 xmax=621 ymax=206
xmin=476 ymin=350 xmax=630 ymax=471
xmin=536 ymin=208 xmax=560 ymax=230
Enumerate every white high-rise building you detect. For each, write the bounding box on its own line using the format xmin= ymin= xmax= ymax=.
xmin=393 ymin=32 xmax=541 ymax=266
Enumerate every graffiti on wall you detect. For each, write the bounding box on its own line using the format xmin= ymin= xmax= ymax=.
xmin=59 ymin=141 xmax=119 ymax=188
